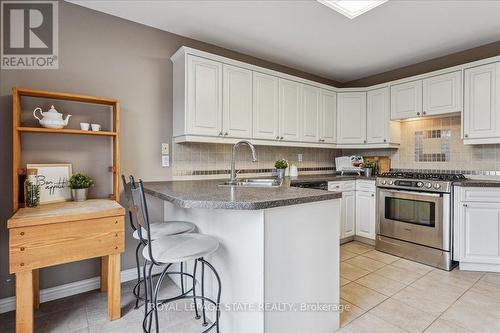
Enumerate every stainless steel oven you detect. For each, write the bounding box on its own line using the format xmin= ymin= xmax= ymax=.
xmin=378 ymin=188 xmax=450 ymax=251
xmin=375 ymin=172 xmax=463 ymax=271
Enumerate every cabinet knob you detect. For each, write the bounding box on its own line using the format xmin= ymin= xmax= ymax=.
xmin=463 ymin=203 xmax=468 ymax=207
xmin=280 ymin=136 xmax=284 ymax=140
xmin=276 ymin=136 xmax=280 ymax=140
xmin=224 ymin=132 xmax=229 ymax=136
xmin=464 ymin=134 xmax=469 ymax=138
xmin=371 ymin=194 xmax=375 ymax=197
xmin=363 ymin=140 xmax=367 ymax=143
xmin=417 ymin=112 xmax=421 ymax=116
xmin=422 ymin=111 xmax=426 ymax=115
xmin=219 ymin=131 xmax=223 ymax=136
xmin=383 ymin=139 xmax=387 ymax=143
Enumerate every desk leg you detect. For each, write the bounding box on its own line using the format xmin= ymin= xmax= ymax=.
xmin=33 ymin=269 xmax=40 ymax=310
xmin=100 ymin=256 xmax=108 ymax=292
xmin=107 ymin=253 xmax=121 ymax=320
xmin=16 ymin=270 xmax=34 ymax=333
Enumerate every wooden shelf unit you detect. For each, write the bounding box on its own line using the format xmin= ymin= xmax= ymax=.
xmin=12 ymin=87 xmax=121 ymax=211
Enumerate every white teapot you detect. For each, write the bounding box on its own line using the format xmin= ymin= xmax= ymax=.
xmin=33 ymin=105 xmax=71 ymax=129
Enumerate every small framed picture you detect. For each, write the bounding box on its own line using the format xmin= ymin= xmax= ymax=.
xmin=26 ymin=163 xmax=72 ymax=204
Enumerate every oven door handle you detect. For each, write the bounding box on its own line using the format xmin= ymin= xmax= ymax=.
xmin=378 ymin=189 xmax=442 ymax=198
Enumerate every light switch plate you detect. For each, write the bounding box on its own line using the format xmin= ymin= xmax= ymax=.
xmin=298 ymin=154 xmax=303 ymax=162
xmin=161 ymin=143 xmax=169 ymax=155
xmin=162 ymin=155 xmax=170 ymax=167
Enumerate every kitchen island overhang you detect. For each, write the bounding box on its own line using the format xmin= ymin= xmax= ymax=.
xmin=143 ymin=180 xmax=342 ymax=333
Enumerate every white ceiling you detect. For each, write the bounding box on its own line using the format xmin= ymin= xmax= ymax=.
xmin=67 ymin=0 xmax=500 ymax=82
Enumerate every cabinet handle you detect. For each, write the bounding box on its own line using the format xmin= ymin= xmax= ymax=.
xmin=463 ymin=203 xmax=468 ymax=207
xmin=417 ymin=112 xmax=421 ymax=116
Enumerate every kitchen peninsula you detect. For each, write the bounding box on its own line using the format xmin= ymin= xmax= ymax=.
xmin=143 ymin=180 xmax=342 ymax=333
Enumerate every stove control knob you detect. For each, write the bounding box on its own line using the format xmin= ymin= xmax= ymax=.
xmin=381 ymin=180 xmax=387 ymax=185
xmin=425 ymin=182 xmax=432 ymax=189
xmin=433 ymin=183 xmax=441 ymax=189
xmin=417 ymin=181 xmax=423 ymax=187
xmin=388 ymin=180 xmax=394 ymax=185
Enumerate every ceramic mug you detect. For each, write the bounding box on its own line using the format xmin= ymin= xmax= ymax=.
xmin=91 ymin=124 xmax=101 ymax=131
xmin=80 ymin=122 xmax=90 ymax=130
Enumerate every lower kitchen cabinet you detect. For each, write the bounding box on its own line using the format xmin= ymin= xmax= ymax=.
xmin=341 ymin=191 xmax=356 ymax=239
xmin=355 ymin=190 xmax=376 ymax=240
xmin=454 ymin=186 xmax=500 ymax=272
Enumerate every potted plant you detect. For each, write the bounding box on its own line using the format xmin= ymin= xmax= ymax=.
xmin=361 ymin=160 xmax=376 ymax=178
xmin=275 ymin=159 xmax=289 ymax=179
xmin=68 ymin=173 xmax=95 ymax=202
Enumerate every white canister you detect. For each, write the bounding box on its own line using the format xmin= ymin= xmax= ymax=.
xmin=289 ymin=164 xmax=299 ymax=177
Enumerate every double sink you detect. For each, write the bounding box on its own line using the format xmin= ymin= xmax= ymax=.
xmin=219 ymin=178 xmax=283 ymax=188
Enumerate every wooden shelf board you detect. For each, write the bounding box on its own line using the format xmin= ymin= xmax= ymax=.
xmin=17 ymin=127 xmax=117 ymax=136
xmin=15 ymin=87 xmax=117 ymax=106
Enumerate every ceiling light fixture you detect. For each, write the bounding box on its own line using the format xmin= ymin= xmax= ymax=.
xmin=317 ymin=0 xmax=387 ymax=19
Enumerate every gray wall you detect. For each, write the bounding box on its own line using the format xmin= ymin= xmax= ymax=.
xmin=0 ymin=1 xmax=339 ymax=299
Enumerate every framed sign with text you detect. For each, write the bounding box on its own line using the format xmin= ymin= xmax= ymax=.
xmin=26 ymin=163 xmax=72 ymax=204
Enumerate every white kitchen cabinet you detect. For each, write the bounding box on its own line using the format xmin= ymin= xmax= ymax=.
xmin=252 ymin=72 xmax=280 ymax=140
xmin=355 ymin=190 xmax=376 ymax=240
xmin=337 ymin=92 xmax=367 ymax=144
xmin=423 ymin=71 xmax=462 ymax=116
xmin=279 ymin=79 xmax=302 ymax=142
xmin=458 ymin=202 xmax=500 ymax=266
xmin=320 ymin=90 xmax=337 ymax=144
xmin=186 ymin=55 xmax=223 ymax=136
xmin=463 ymin=62 xmax=500 ymax=144
xmin=367 ymin=87 xmax=400 ymax=145
xmin=223 ymin=64 xmax=253 ymax=138
xmin=301 ymin=85 xmax=320 ymax=143
xmin=341 ymin=191 xmax=356 ymax=239
xmin=390 ymin=80 xmax=423 ymax=120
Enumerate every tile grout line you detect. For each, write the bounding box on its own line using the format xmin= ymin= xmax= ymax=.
xmin=420 ymin=271 xmax=487 ymax=333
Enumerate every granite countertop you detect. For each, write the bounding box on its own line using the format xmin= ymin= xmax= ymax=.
xmin=453 ymin=179 xmax=500 ymax=187
xmin=142 ymin=178 xmax=342 ymax=210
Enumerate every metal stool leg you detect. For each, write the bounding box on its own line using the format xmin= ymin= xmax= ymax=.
xmin=134 ymin=242 xmax=142 ymax=309
xmin=147 ymin=263 xmax=157 ymax=333
xmin=181 ymin=262 xmax=185 ymax=294
xmin=192 ymin=259 xmax=201 ymax=320
xmin=142 ymin=260 xmax=149 ymax=333
xmin=201 ymin=258 xmax=208 ymax=327
xmin=199 ymin=258 xmax=222 ymax=333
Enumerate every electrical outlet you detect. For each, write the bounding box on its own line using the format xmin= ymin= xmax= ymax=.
xmin=162 ymin=155 xmax=170 ymax=167
xmin=298 ymin=153 xmax=303 ymax=162
xmin=161 ymin=143 xmax=169 ymax=155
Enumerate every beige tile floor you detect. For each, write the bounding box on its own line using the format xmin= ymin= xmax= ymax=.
xmin=338 ymin=241 xmax=500 ymax=333
xmin=1 ymin=241 xmax=499 ymax=333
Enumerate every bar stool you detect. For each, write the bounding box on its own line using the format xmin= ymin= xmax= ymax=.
xmin=122 ymin=175 xmax=196 ymax=308
xmin=129 ymin=177 xmax=222 ymax=333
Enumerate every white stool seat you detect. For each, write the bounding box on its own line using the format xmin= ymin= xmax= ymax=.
xmin=133 ymin=221 xmax=196 ymax=241
xmin=143 ymin=233 xmax=219 ymax=263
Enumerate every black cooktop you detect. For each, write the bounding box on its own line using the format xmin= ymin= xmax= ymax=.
xmin=379 ymin=172 xmax=467 ymax=181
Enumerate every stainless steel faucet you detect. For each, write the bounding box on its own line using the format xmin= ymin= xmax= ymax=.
xmin=229 ymin=140 xmax=257 ymax=184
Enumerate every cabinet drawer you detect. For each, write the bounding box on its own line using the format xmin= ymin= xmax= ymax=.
xmin=9 ymin=216 xmax=125 ymax=273
xmin=356 ymin=180 xmax=376 ymax=192
xmin=460 ymin=187 xmax=500 ymax=203
xmin=328 ymin=181 xmax=355 ymax=192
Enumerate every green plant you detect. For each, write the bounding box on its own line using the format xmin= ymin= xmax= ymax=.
xmin=68 ymin=173 xmax=95 ymax=189
xmin=274 ymin=159 xmax=289 ymax=169
xmin=362 ymin=160 xmax=376 ymax=169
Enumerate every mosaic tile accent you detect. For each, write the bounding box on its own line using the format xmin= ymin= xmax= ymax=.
xmin=415 ymin=129 xmax=451 ymax=162
xmin=174 ymin=166 xmax=336 ymax=177
xmin=391 ymin=168 xmax=500 ymax=176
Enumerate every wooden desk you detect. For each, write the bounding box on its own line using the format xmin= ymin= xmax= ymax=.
xmin=8 ymin=199 xmax=125 ymax=333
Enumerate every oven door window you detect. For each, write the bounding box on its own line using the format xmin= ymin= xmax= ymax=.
xmin=385 ymin=197 xmax=435 ymax=227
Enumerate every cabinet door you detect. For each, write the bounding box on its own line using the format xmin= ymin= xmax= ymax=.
xmin=253 ymin=72 xmax=279 ymax=140
xmin=320 ymin=90 xmax=337 ymax=144
xmin=301 ymin=85 xmax=320 ymax=142
xmin=367 ymin=87 xmax=389 ymax=144
xmin=341 ymin=191 xmax=356 ymax=239
xmin=423 ymin=71 xmax=462 ymax=116
xmin=186 ymin=55 xmax=223 ymax=136
xmin=279 ymin=79 xmax=301 ymax=141
xmin=463 ymin=62 xmax=500 ymax=140
xmin=222 ymin=64 xmax=253 ymax=138
xmin=459 ymin=202 xmax=500 ymax=264
xmin=390 ymin=80 xmax=423 ymax=120
xmin=337 ymin=92 xmax=367 ymax=144
xmin=355 ymin=191 xmax=376 ymax=240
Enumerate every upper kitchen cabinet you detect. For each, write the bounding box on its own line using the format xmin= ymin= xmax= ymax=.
xmin=279 ymin=79 xmax=302 ymax=142
xmin=337 ymin=92 xmax=367 ymax=144
xmin=222 ymin=64 xmax=253 ymax=138
xmin=320 ymin=90 xmax=337 ymax=144
xmin=253 ymin=72 xmax=280 ymax=140
xmin=463 ymin=62 xmax=500 ymax=144
xmin=423 ymin=71 xmax=462 ymax=116
xmin=301 ymin=85 xmax=320 ymax=143
xmin=179 ymin=55 xmax=223 ymax=137
xmin=367 ymin=87 xmax=400 ymax=145
xmin=390 ymin=80 xmax=423 ymax=120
